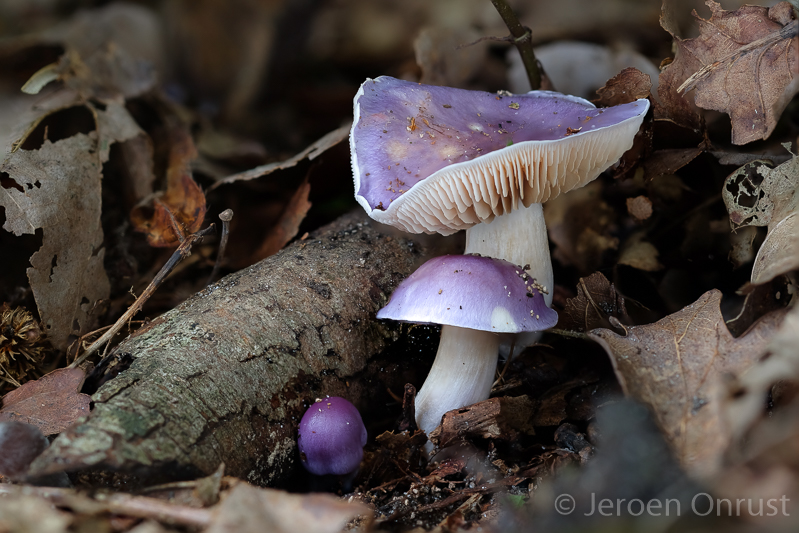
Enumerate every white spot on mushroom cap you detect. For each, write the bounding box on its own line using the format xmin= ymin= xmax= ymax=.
xmin=490 ymin=306 xmax=516 ymax=330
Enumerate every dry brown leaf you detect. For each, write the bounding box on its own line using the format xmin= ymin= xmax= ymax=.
xmin=0 ymin=367 xmax=91 ymax=436
xmin=595 ymin=67 xmax=652 ymax=107
xmin=662 ymin=1 xmax=799 ymax=145
xmin=248 ymin=178 xmax=312 ymax=263
xmin=1 ymin=101 xmax=142 ymax=349
xmin=560 ymin=272 xmax=627 ymax=332
xmin=656 ymin=3 xmax=703 ymax=133
xmin=589 ymin=290 xmax=783 ymax=479
xmin=723 ymin=149 xmax=799 ymax=284
xmin=206 ymin=483 xmax=370 ymax=533
xmin=130 ymin=127 xmax=207 ymax=247
xmin=642 ymin=147 xmax=704 ymax=180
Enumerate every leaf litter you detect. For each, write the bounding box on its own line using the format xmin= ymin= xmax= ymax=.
xmin=589 ymin=290 xmax=785 ymax=479
xmin=3 ymin=0 xmax=799 ymax=532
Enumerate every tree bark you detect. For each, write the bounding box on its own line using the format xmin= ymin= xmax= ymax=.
xmin=30 ymin=211 xmax=454 ymax=485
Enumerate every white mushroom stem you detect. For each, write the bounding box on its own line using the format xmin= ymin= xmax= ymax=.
xmin=464 ymin=203 xmax=553 ymax=355
xmin=464 ymin=202 xmax=553 ymax=306
xmin=415 ymin=325 xmax=500 ymax=438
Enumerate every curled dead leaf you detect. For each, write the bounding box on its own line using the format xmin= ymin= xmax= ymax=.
xmin=723 ymin=149 xmax=799 ymax=284
xmin=130 ymin=126 xmax=207 ymax=247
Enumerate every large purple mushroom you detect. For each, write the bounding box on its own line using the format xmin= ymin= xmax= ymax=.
xmin=352 ymin=76 xmax=648 ymax=351
xmin=377 ymin=254 xmax=556 ymax=440
xmin=298 ymin=396 xmax=368 ymax=477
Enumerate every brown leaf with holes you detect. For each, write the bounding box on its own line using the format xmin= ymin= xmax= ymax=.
xmin=130 ymin=126 xmax=207 ymax=247
xmin=560 ymin=272 xmax=627 ymax=332
xmin=0 ymin=101 xmax=142 ymax=350
xmin=588 ymin=290 xmax=784 ymax=479
xmin=722 ymin=149 xmax=799 ymax=284
xmin=662 ymin=1 xmax=799 ymax=145
xmin=0 ymin=367 xmax=91 ymax=436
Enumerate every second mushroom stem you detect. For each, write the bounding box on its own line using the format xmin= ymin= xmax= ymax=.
xmin=464 ymin=202 xmax=553 ymax=307
xmin=414 ymin=325 xmax=501 ymax=437
xmin=464 ymin=203 xmax=552 ymax=355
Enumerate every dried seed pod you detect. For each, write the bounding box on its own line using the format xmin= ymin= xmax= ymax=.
xmin=0 ymin=304 xmax=48 ymax=390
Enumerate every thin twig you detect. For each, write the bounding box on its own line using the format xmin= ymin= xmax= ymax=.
xmin=157 ymin=198 xmax=186 ymax=244
xmin=207 ymin=209 xmax=233 ymax=285
xmin=547 ymin=328 xmax=591 ymax=340
xmin=492 ymin=341 xmax=515 ymax=388
xmin=489 ymin=0 xmax=541 ymax=90
xmin=69 ymin=224 xmax=216 ymax=369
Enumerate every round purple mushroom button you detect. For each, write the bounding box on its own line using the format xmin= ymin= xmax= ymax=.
xmin=298 ymin=396 xmax=368 ymax=476
xmin=377 ymin=254 xmax=557 ymax=332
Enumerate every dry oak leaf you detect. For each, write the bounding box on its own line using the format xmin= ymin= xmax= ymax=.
xmin=588 ymin=290 xmax=782 ymax=480
xmin=560 ymin=272 xmax=627 ymax=332
xmin=0 ymin=367 xmax=91 ymax=436
xmin=723 ymin=148 xmax=799 ymax=284
xmin=665 ymin=1 xmax=798 ymax=145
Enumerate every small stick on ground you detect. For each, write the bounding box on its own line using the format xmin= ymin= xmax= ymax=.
xmin=69 ymin=224 xmax=216 ymax=369
xmin=489 ymin=0 xmax=542 ymax=90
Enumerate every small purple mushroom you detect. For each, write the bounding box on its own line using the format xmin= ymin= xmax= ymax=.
xmin=377 ymin=254 xmax=556 ymax=440
xmin=351 ymin=76 xmax=648 ymax=352
xmin=298 ymin=396 xmax=368 ymax=477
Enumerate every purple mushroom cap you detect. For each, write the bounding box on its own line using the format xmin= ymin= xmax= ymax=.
xmin=351 ymin=76 xmax=649 ymax=234
xmin=298 ymin=396 xmax=368 ymax=476
xmin=377 ymin=254 xmax=557 ymax=332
